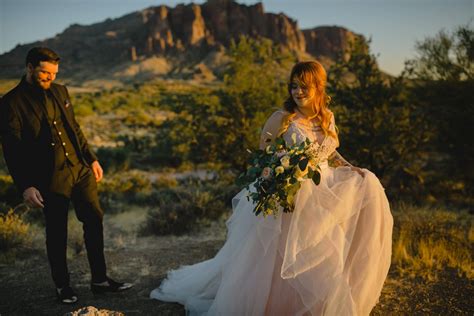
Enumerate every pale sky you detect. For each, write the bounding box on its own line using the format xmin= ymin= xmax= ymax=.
xmin=0 ymin=0 xmax=472 ymax=75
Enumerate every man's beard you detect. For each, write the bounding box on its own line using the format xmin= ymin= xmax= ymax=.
xmin=32 ymin=73 xmax=52 ymax=90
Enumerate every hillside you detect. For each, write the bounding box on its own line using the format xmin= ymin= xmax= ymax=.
xmin=0 ymin=0 xmax=366 ymax=85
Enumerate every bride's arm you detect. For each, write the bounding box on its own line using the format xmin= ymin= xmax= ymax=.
xmin=259 ymin=111 xmax=287 ymax=150
xmin=328 ymin=150 xmax=365 ymax=177
xmin=328 ymin=149 xmax=365 ymax=177
xmin=328 ymin=150 xmax=353 ymax=168
xmin=327 ymin=112 xmax=351 ymax=167
xmin=327 ymin=112 xmax=365 ymax=177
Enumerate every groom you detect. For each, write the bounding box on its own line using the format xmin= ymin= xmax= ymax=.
xmin=0 ymin=47 xmax=132 ymax=304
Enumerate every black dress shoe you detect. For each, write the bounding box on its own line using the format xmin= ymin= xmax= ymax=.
xmin=56 ymin=285 xmax=78 ymax=304
xmin=91 ymin=277 xmax=133 ymax=294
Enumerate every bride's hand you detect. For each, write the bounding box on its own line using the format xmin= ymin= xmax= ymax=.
xmin=350 ymin=166 xmax=365 ymax=177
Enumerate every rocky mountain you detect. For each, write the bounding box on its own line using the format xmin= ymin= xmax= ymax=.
xmin=0 ymin=0 xmax=366 ymax=85
xmin=303 ymin=26 xmax=367 ymax=61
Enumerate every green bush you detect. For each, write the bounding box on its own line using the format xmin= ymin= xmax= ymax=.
xmin=0 ymin=209 xmax=30 ymax=251
xmin=152 ymin=175 xmax=178 ymax=189
xmin=403 ymin=24 xmax=474 ymax=204
xmin=142 ymin=177 xmax=239 ymax=236
xmin=0 ymin=175 xmax=20 ymax=209
xmin=96 ymin=147 xmax=132 ymax=173
xmin=328 ymin=38 xmax=431 ymax=201
xmin=326 ymin=24 xmax=472 ymax=204
xmin=143 ymin=199 xmax=199 ymax=235
xmin=98 ymin=170 xmax=152 ymax=209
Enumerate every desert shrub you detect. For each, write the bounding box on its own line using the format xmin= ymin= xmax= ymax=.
xmin=0 ymin=209 xmax=30 ymax=251
xmin=100 ymin=170 xmax=152 ymax=194
xmin=96 ymin=147 xmax=132 ymax=173
xmin=97 ymin=169 xmax=183 ymax=209
xmin=11 ymin=203 xmax=44 ymax=224
xmin=142 ymin=176 xmax=239 ymax=235
xmin=0 ymin=174 xmax=20 ymax=209
xmin=142 ymin=186 xmax=187 ymax=206
xmin=117 ymin=133 xmax=159 ymax=156
xmin=152 ymin=175 xmax=178 ymax=189
xmin=98 ymin=170 xmax=152 ymax=209
xmin=73 ymin=102 xmax=95 ymax=117
xmin=143 ymin=199 xmax=199 ymax=235
xmin=122 ymin=108 xmax=163 ymax=127
xmin=71 ymin=81 xmax=164 ymax=119
xmin=392 ymin=203 xmax=473 ymax=280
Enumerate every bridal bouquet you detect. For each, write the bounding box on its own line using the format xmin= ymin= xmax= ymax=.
xmin=237 ymin=134 xmax=323 ymax=217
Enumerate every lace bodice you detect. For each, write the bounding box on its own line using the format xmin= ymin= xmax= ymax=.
xmin=260 ymin=110 xmax=345 ymax=165
xmin=283 ymin=119 xmax=338 ymax=163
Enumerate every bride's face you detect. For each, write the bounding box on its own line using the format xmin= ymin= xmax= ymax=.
xmin=290 ymin=80 xmax=316 ymax=110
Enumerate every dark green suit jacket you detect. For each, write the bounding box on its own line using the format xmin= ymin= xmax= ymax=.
xmin=0 ymin=77 xmax=97 ymax=193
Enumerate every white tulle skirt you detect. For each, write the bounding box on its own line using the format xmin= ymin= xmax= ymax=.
xmin=150 ymin=162 xmax=393 ymax=316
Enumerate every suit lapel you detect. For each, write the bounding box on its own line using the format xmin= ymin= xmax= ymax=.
xmin=19 ymin=83 xmax=46 ymax=121
xmin=49 ymin=86 xmax=74 ymax=126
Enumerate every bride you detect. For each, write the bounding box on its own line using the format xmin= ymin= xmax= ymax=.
xmin=150 ymin=60 xmax=393 ymax=316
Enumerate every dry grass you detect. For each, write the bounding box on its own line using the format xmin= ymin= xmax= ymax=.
xmin=0 ymin=209 xmax=30 ymax=251
xmin=392 ymin=203 xmax=473 ymax=280
xmin=0 ymin=79 xmax=18 ymax=96
xmin=0 ymin=200 xmax=472 ymax=314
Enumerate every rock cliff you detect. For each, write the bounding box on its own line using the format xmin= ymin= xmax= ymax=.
xmin=0 ymin=0 xmax=366 ymax=83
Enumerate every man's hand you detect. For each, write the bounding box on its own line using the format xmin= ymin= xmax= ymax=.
xmin=23 ymin=187 xmax=44 ymax=208
xmin=91 ymin=160 xmax=103 ymax=182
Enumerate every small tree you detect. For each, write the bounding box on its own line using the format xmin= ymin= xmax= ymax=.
xmin=328 ymin=38 xmax=432 ymax=198
xmin=405 ymin=25 xmax=473 ymax=81
xmin=220 ymin=36 xmax=294 ymax=169
xmin=156 ymin=36 xmax=294 ymax=170
xmin=404 ymin=24 xmax=474 ymax=203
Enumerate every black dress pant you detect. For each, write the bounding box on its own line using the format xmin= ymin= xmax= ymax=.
xmin=42 ymin=163 xmax=106 ymax=288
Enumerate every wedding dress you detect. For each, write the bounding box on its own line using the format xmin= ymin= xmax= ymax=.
xmin=150 ymin=112 xmax=393 ymax=316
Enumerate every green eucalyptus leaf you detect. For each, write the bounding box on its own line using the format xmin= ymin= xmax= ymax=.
xmin=298 ymin=158 xmax=309 ymax=171
xmin=290 ymin=155 xmax=300 ymax=165
xmin=312 ymin=171 xmax=321 ymax=185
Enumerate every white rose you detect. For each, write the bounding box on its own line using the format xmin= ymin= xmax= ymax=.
xmin=275 ymin=166 xmax=285 ymax=175
xmin=261 ymin=167 xmax=272 ymax=180
xmin=276 ymin=149 xmax=287 ymax=158
xmin=280 ymin=155 xmax=291 ymax=169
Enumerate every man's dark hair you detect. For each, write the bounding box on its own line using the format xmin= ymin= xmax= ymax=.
xmin=25 ymin=47 xmax=60 ymax=67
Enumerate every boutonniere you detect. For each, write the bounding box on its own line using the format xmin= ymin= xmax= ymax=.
xmin=64 ymin=99 xmax=71 ymax=108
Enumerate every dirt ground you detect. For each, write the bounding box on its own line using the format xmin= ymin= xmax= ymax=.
xmin=0 ymin=208 xmax=472 ymax=315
